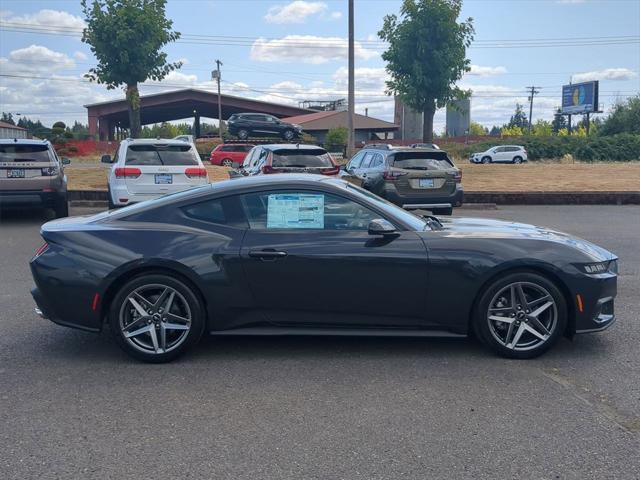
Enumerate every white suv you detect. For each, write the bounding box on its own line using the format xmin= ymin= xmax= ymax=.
xmin=103 ymin=138 xmax=209 ymax=208
xmin=470 ymin=145 xmax=528 ymax=164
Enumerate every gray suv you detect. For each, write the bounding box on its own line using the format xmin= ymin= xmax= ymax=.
xmin=0 ymin=139 xmax=69 ymax=217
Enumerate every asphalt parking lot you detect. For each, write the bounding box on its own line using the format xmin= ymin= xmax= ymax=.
xmin=1 ymin=204 xmax=639 ymax=479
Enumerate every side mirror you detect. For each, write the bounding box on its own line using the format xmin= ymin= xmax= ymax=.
xmin=62 ymin=157 xmax=71 ymax=165
xmin=101 ymin=154 xmax=112 ymax=164
xmin=368 ymin=219 xmax=397 ymax=236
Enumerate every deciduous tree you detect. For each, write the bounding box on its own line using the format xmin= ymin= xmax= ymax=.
xmin=379 ymin=0 xmax=474 ymax=143
xmin=81 ymin=0 xmax=182 ymax=138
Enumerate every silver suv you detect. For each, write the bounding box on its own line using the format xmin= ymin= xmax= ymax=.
xmin=0 ymin=139 xmax=69 ymax=217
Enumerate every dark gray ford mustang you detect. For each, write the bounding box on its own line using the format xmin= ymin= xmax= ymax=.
xmin=30 ymin=175 xmax=617 ymax=362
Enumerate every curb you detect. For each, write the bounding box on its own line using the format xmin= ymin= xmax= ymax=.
xmin=68 ymin=190 xmax=640 ymax=206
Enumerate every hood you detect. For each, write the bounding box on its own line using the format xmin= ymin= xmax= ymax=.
xmin=435 ymin=217 xmax=616 ymax=261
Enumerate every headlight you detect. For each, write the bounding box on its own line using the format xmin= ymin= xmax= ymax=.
xmin=576 ymin=260 xmax=617 ymax=274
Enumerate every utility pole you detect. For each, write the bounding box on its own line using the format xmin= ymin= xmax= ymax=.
xmin=214 ymin=59 xmax=223 ymax=141
xmin=526 ymin=86 xmax=540 ymax=134
xmin=347 ymin=0 xmax=355 ymax=157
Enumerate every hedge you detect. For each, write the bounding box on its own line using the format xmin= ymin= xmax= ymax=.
xmin=440 ymin=134 xmax=640 ymax=162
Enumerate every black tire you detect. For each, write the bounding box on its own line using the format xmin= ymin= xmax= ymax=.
xmin=481 ymin=156 xmax=491 ymax=164
xmin=432 ymin=207 xmax=453 ymax=216
xmin=107 ymin=185 xmax=116 ymax=210
xmin=513 ymin=156 xmax=523 ymax=164
xmin=473 ymin=271 xmax=567 ymax=359
xmin=237 ymin=129 xmax=249 ymax=140
xmin=54 ymin=195 xmax=69 ymax=218
xmin=282 ymin=129 xmax=295 ymax=141
xmin=108 ymin=273 xmax=205 ymax=363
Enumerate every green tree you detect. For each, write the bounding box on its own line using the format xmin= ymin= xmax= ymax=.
xmin=81 ymin=0 xmax=182 ymax=138
xmin=551 ymin=109 xmax=567 ymax=134
xmin=489 ymin=125 xmax=501 ymax=136
xmin=599 ymin=96 xmax=640 ymax=136
xmin=508 ymin=103 xmax=528 ymax=129
xmin=468 ymin=121 xmax=487 ymax=136
xmin=1 ymin=112 xmax=15 ymax=125
xmin=501 ymin=125 xmax=524 ymax=137
xmin=379 ymin=0 xmax=474 ymax=143
xmin=532 ymin=119 xmax=552 ymax=136
xmin=325 ymin=127 xmax=348 ymax=149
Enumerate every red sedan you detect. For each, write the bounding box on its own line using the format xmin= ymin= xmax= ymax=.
xmin=210 ymin=144 xmax=255 ymax=167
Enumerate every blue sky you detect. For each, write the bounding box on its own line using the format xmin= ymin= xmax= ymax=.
xmin=0 ymin=0 xmax=638 ymax=132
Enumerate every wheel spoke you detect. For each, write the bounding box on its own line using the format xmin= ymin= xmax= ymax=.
xmin=489 ymin=315 xmax=514 ymax=324
xmin=148 ymin=325 xmax=160 ymax=353
xmin=124 ymin=324 xmax=152 ymax=339
xmin=503 ymin=321 xmax=516 ymax=346
xmin=163 ymin=322 xmax=190 ymax=331
xmin=524 ymin=322 xmax=549 ymax=341
xmin=166 ymin=312 xmax=190 ymax=324
xmin=154 ymin=288 xmax=170 ymax=310
xmin=160 ymin=323 xmax=167 ymax=351
xmin=122 ymin=316 xmax=147 ymax=334
xmin=527 ymin=295 xmax=551 ymax=310
xmin=530 ymin=301 xmax=554 ymax=318
xmin=515 ymin=283 xmax=529 ymax=309
xmin=128 ymin=297 xmax=148 ymax=318
xmin=507 ymin=323 xmax=526 ymax=348
xmin=527 ymin=315 xmax=551 ymax=337
xmin=489 ymin=306 xmax=513 ymax=314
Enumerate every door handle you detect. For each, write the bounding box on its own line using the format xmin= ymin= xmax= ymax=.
xmin=248 ymin=250 xmax=288 ymax=259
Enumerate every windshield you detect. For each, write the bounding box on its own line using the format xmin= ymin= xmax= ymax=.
xmin=345 ymin=183 xmax=429 ymax=231
xmin=392 ymin=152 xmax=454 ymax=170
xmin=126 ymin=144 xmax=198 ymax=166
xmin=272 ymin=149 xmax=333 ymax=168
xmin=0 ymin=144 xmax=52 ymax=163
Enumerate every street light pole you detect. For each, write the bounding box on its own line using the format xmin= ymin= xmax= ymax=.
xmin=346 ymin=0 xmax=355 ymax=157
xmin=215 ymin=59 xmax=223 ymax=142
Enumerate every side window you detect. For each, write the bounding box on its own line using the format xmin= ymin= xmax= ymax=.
xmin=370 ymin=153 xmax=384 ymax=168
xmin=255 ymin=149 xmax=269 ymax=169
xmin=348 ymin=151 xmax=365 ymax=169
xmin=361 ymin=152 xmax=375 ymax=169
xmin=242 ymin=148 xmax=256 ymax=168
xmin=183 ymin=198 xmax=227 ymax=224
xmin=240 ymin=191 xmax=381 ymax=231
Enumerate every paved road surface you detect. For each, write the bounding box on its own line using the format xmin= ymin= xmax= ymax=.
xmin=1 ymin=205 xmax=638 ymax=479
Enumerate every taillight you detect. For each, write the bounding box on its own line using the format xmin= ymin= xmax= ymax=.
xmin=33 ymin=242 xmax=49 ymax=259
xmin=453 ymin=170 xmax=462 ymax=183
xmin=41 ymin=166 xmax=59 ymax=176
xmin=114 ymin=167 xmax=141 ymax=179
xmin=320 ymin=166 xmax=340 ymax=175
xmin=383 ymin=171 xmax=407 ymax=181
xmin=185 ymin=167 xmax=207 ymax=178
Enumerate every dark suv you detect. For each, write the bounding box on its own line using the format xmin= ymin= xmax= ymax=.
xmin=342 ymin=146 xmax=463 ymax=215
xmin=227 ymin=113 xmax=303 ymax=141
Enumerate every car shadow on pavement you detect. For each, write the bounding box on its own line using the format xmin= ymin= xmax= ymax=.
xmin=0 ymin=206 xmax=54 ymax=224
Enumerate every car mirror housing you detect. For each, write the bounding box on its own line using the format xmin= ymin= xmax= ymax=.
xmin=62 ymin=157 xmax=71 ymax=165
xmin=101 ymin=154 xmax=112 ymax=164
xmin=368 ymin=219 xmax=397 ymax=236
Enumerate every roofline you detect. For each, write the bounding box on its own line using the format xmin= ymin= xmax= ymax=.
xmin=84 ymin=87 xmax=315 ymax=112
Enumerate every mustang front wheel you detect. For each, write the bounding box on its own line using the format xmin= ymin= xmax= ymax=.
xmin=474 ymin=272 xmax=567 ymax=359
xmin=109 ymin=274 xmax=204 ymax=362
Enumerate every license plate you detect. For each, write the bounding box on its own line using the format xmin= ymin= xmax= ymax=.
xmin=8 ymin=169 xmax=25 ymax=178
xmin=155 ymin=173 xmax=173 ymax=184
xmin=418 ymin=178 xmax=435 ymax=188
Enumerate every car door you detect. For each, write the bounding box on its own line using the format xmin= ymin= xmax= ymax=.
xmin=495 ymin=147 xmax=508 ymax=163
xmin=238 ymin=188 xmax=429 ymax=327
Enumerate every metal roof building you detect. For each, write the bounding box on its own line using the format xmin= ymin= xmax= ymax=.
xmin=0 ymin=121 xmax=28 ymax=139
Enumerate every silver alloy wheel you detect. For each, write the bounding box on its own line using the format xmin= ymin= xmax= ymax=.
xmin=221 ymin=158 xmax=233 ymax=167
xmin=283 ymin=130 xmax=294 ymax=141
xmin=487 ymin=281 xmax=557 ymax=351
xmin=119 ymin=283 xmax=192 ymax=354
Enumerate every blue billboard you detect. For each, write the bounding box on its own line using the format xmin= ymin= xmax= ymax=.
xmin=561 ymin=81 xmax=599 ymax=114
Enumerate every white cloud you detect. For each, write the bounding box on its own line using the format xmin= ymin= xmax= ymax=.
xmin=251 ymin=35 xmax=378 ymax=64
xmin=73 ymin=51 xmax=88 ymax=61
xmin=333 ymin=66 xmax=388 ymax=91
xmin=1 ymin=9 xmax=85 ymax=30
xmin=264 ymin=1 xmax=340 ymax=24
xmin=467 ymin=65 xmax=507 ymax=77
xmin=0 ymin=45 xmax=75 ymax=74
xmin=572 ymin=68 xmax=638 ymax=83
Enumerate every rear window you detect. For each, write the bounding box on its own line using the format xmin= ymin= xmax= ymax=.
xmin=125 ymin=144 xmax=198 ymax=166
xmin=0 ymin=144 xmax=52 ymax=163
xmin=271 ymin=149 xmax=333 ymax=168
xmin=391 ymin=152 xmax=454 ymax=170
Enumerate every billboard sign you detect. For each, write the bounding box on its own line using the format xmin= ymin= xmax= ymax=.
xmin=561 ymin=81 xmax=599 ymax=114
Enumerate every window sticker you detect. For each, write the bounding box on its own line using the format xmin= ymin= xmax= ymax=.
xmin=267 ymin=194 xmax=324 ymax=229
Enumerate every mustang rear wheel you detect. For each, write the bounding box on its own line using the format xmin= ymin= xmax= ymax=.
xmin=474 ymin=272 xmax=567 ymax=359
xmin=109 ymin=274 xmax=204 ymax=362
